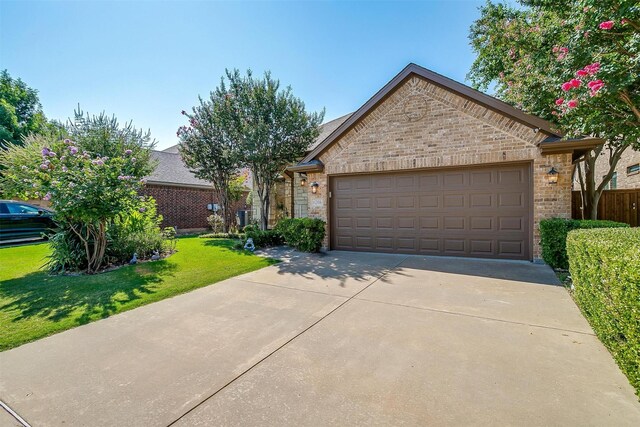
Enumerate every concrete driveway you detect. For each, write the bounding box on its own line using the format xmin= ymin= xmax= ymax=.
xmin=1 ymin=250 xmax=639 ymax=426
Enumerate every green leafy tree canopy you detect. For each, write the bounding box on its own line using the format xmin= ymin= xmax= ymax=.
xmin=0 ymin=70 xmax=50 ymax=146
xmin=469 ymin=0 xmax=639 ymax=218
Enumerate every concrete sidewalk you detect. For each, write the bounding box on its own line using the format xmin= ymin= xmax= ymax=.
xmin=1 ymin=250 xmax=639 ymax=426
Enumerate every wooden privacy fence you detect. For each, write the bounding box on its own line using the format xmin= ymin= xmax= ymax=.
xmin=572 ymin=189 xmax=639 ymax=226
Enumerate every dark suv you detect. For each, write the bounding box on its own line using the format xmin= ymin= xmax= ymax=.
xmin=0 ymin=200 xmax=57 ymax=243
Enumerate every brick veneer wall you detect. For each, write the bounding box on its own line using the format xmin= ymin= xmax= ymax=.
xmin=144 ymin=184 xmax=249 ymax=231
xmin=304 ymin=76 xmax=573 ymax=260
xmin=584 ymin=147 xmax=640 ymax=190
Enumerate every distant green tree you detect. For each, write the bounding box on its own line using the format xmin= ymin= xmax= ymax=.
xmin=0 ymin=70 xmax=49 ymax=146
xmin=469 ymin=0 xmax=639 ymax=219
xmin=178 ymin=90 xmax=243 ymax=233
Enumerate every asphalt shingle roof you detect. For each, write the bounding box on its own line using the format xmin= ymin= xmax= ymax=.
xmin=147 ymin=150 xmax=212 ymax=188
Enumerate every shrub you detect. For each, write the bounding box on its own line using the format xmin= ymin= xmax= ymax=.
xmin=108 ymin=197 xmax=168 ymax=263
xmin=567 ymin=228 xmax=640 ymax=396
xmin=242 ymin=224 xmax=283 ymax=248
xmin=0 ymin=109 xmax=156 ymax=273
xmin=46 ymin=226 xmax=87 ymax=273
xmin=539 ymin=218 xmax=628 ymax=269
xmin=275 ymin=218 xmax=326 ymax=252
xmin=207 ymin=214 xmax=225 ymax=233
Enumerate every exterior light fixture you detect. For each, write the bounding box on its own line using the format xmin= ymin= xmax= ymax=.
xmin=300 ymin=173 xmax=307 ymax=187
xmin=310 ymin=181 xmax=319 ymax=194
xmin=547 ymin=167 xmax=559 ymax=184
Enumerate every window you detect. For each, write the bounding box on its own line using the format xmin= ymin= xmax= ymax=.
xmin=607 ymin=172 xmax=617 ymax=190
xmin=628 ymin=164 xmax=640 ymax=175
xmin=6 ymin=203 xmax=40 ymax=214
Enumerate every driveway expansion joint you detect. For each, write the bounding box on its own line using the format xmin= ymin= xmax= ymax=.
xmin=165 ymin=255 xmax=410 ymax=427
xmin=1 ymin=400 xmax=32 ymax=427
xmin=352 ymin=296 xmax=596 ymax=336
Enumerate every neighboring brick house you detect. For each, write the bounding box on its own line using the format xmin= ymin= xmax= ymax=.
xmin=573 ymin=148 xmax=640 ymax=190
xmin=145 ymin=148 xmax=249 ymax=232
xmin=255 ymin=63 xmax=602 ymax=261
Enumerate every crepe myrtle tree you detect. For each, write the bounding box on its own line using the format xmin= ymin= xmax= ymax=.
xmin=469 ymin=0 xmax=640 ymax=219
xmin=0 ymin=109 xmax=156 ymax=273
xmin=178 ymin=90 xmax=243 ymax=233
xmin=222 ymin=69 xmax=324 ymax=230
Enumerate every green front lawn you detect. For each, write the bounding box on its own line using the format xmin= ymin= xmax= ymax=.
xmin=0 ymin=237 xmax=277 ymax=351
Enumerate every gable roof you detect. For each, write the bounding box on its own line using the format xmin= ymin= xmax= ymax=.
xmin=308 ymin=113 xmax=352 ymax=152
xmin=146 ymin=150 xmax=212 ymax=189
xmin=162 ymin=145 xmax=180 ymax=154
xmin=302 ymin=63 xmax=562 ymax=163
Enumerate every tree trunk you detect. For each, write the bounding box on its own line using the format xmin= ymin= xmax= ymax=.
xmin=261 ymin=186 xmax=270 ymax=230
xmin=576 ymin=144 xmax=627 ymax=220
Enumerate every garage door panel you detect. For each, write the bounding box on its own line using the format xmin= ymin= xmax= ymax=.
xmin=376 ymin=197 xmax=393 ymax=209
xmin=443 ymin=217 xmax=465 ymax=230
xmin=470 ymin=240 xmax=494 ymax=255
xmin=420 ymin=216 xmax=440 ymax=229
xmin=420 ymin=195 xmax=440 ymax=208
xmin=470 ymin=171 xmax=493 ymax=186
xmin=330 ymin=163 xmax=531 ymax=260
xmin=443 ymin=194 xmax=465 ymax=208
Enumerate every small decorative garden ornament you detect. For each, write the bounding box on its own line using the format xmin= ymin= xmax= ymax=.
xmin=244 ymin=238 xmax=255 ymax=252
xmin=151 ymin=250 xmax=160 ymax=261
xmin=129 ymin=253 xmax=138 ymax=265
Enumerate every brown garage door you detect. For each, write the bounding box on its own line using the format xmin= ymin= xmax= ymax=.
xmin=330 ymin=163 xmax=531 ymax=260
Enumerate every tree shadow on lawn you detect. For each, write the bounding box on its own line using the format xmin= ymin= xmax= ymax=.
xmin=0 ymin=260 xmax=178 ymax=326
xmin=200 ymin=238 xmax=281 ymax=262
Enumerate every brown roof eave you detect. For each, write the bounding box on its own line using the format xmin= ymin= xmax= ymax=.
xmin=302 ymin=63 xmax=562 ymax=163
xmin=538 ymin=137 xmax=605 ymax=161
xmin=286 ymin=160 xmax=324 ymax=173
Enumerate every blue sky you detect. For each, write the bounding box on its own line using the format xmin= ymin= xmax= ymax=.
xmin=1 ymin=0 xmax=487 ymax=150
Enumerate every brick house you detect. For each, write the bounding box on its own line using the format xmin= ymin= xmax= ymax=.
xmin=255 ymin=63 xmax=602 ymax=261
xmin=145 ymin=147 xmax=249 ymax=232
xmin=573 ymin=148 xmax=640 ymax=190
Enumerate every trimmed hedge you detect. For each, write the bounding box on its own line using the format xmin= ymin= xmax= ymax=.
xmin=242 ymin=225 xmax=284 ymax=248
xmin=540 ymin=218 xmax=628 ymax=269
xmin=275 ymin=218 xmax=326 ymax=252
xmin=567 ymin=228 xmax=640 ymax=396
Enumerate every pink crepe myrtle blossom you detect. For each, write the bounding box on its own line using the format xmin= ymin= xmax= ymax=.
xmin=576 ymin=69 xmax=588 ymax=77
xmin=584 ymin=63 xmax=600 ymax=75
xmin=570 ymin=79 xmax=581 ymax=88
xmin=555 ymin=98 xmax=564 ymax=106
xmin=599 ymin=21 xmax=614 ymax=30
xmin=567 ymin=99 xmax=579 ymax=108
xmin=561 ymin=82 xmax=573 ymax=91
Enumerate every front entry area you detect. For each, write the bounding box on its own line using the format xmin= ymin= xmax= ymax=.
xmin=330 ymin=163 xmax=532 ymax=260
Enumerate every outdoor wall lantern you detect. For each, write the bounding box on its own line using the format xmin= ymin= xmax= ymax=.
xmin=300 ymin=173 xmax=307 ymax=187
xmin=547 ymin=167 xmax=559 ymax=184
xmin=310 ymin=181 xmax=319 ymax=194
